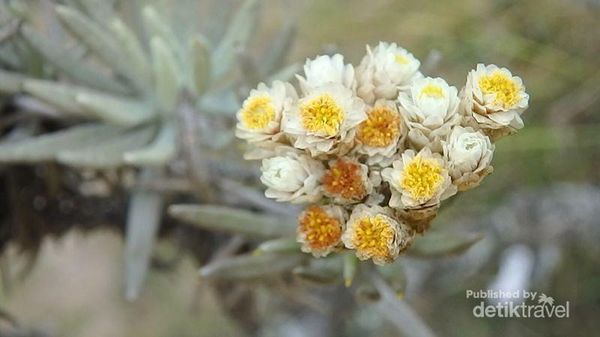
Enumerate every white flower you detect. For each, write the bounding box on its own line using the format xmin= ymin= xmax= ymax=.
xmin=354 ymin=99 xmax=406 ymax=166
xmin=297 ymin=54 xmax=355 ymax=93
xmin=381 ymin=147 xmax=456 ymax=209
xmin=443 ymin=126 xmax=494 ymax=191
xmin=341 ymin=204 xmax=414 ymax=265
xmin=322 ymin=158 xmax=373 ymax=204
xmin=236 ymin=81 xmax=298 ymax=143
xmin=356 ymin=42 xmax=422 ymax=104
xmin=399 ymin=76 xmax=461 ymax=152
xmin=297 ymin=204 xmax=347 ymax=257
xmin=460 ymin=64 xmax=529 ymax=140
xmin=282 ymin=84 xmax=367 ymax=156
xmin=260 ymin=148 xmax=325 ymax=204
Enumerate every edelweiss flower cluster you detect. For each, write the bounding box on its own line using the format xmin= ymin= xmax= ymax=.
xmin=236 ymin=42 xmax=529 ymax=265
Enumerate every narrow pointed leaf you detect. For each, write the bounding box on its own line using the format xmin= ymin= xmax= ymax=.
xmin=142 ymin=6 xmax=183 ymax=60
xmin=199 ymin=253 xmax=302 ymax=280
xmin=409 ymin=231 xmax=483 ymax=257
xmin=212 ymin=0 xmax=260 ymax=78
xmin=254 ymin=238 xmax=300 ymax=255
xmin=151 ymin=36 xmax=180 ymax=113
xmin=190 ymin=35 xmax=211 ymax=95
xmin=76 ymin=91 xmax=155 ymax=126
xmin=55 ymin=5 xmax=142 ymax=89
xmin=168 ymin=204 xmax=295 ymax=238
xmin=343 ymin=253 xmax=358 ymax=287
xmin=109 ymin=18 xmax=151 ymax=88
xmin=57 ymin=126 xmax=155 ymax=168
xmin=0 ymin=124 xmax=125 ymax=162
xmin=124 ymin=176 xmax=163 ymax=301
xmin=21 ymin=25 xmax=130 ymax=94
xmin=76 ymin=0 xmax=116 ymax=25
xmin=124 ymin=121 xmax=176 ymax=166
xmin=22 ymin=79 xmax=83 ymax=114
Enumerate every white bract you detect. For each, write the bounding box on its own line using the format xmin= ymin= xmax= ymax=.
xmin=443 ymin=126 xmax=494 ymax=191
xmin=399 ymin=77 xmax=461 ymax=152
xmin=356 ymin=42 xmax=422 ymax=104
xmin=260 ymin=148 xmax=324 ymax=204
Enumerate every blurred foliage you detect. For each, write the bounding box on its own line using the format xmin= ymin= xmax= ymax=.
xmin=0 ymin=0 xmax=599 ymax=336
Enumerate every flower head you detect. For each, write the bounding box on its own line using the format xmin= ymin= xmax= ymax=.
xmin=297 ymin=54 xmax=355 ymax=93
xmin=236 ymin=81 xmax=297 ymax=143
xmin=354 ymin=99 xmax=406 ymax=165
xmin=342 ymin=204 xmax=414 ymax=265
xmin=382 ymin=147 xmax=456 ymax=209
xmin=443 ymin=126 xmax=494 ymax=191
xmin=399 ymin=77 xmax=461 ymax=152
xmin=260 ymin=147 xmax=325 ymax=204
xmin=322 ymin=159 xmax=372 ymax=204
xmin=297 ymin=204 xmax=346 ymax=257
xmin=282 ymin=84 xmax=367 ymax=156
xmin=356 ymin=42 xmax=422 ymax=104
xmin=460 ymin=64 xmax=529 ymax=140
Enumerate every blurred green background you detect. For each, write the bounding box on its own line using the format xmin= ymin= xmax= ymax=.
xmin=1 ymin=0 xmax=599 ymax=336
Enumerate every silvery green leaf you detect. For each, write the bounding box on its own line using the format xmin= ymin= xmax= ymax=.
xmin=124 ymin=121 xmax=176 ymax=166
xmin=343 ymin=253 xmax=358 ymax=287
xmin=190 ymin=35 xmax=211 ymax=95
xmin=76 ymin=91 xmax=155 ymax=126
xmin=260 ymin=20 xmax=296 ymax=76
xmin=267 ymin=63 xmax=301 ymax=83
xmin=151 ymin=36 xmax=180 ymax=113
xmin=21 ymin=26 xmax=130 ymax=94
xmin=55 ymin=5 xmax=142 ymax=90
xmin=0 ymin=45 xmax=20 ymax=69
xmin=199 ymin=252 xmax=303 ymax=280
xmin=168 ymin=204 xmax=295 ymax=238
xmin=197 ymin=89 xmax=240 ymax=115
xmin=212 ymin=0 xmax=260 ymax=78
xmin=292 ymin=256 xmax=343 ymax=284
xmin=57 ymin=125 xmax=156 ymax=168
xmin=75 ymin=0 xmax=116 ymax=25
xmin=0 ymin=124 xmax=125 ymax=162
xmin=254 ymin=238 xmax=300 ymax=255
xmin=109 ymin=18 xmax=151 ymax=89
xmin=0 ymin=69 xmax=24 ymax=94
xmin=124 ymin=175 xmax=163 ymax=301
xmin=142 ymin=6 xmax=183 ymax=61
xmin=409 ymin=231 xmax=483 ymax=258
xmin=22 ymin=79 xmax=83 ymax=114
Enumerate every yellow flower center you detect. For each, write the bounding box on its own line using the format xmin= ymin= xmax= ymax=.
xmin=300 ymin=94 xmax=344 ymax=136
xmin=400 ymin=156 xmax=444 ymax=203
xmin=298 ymin=205 xmax=342 ymax=250
xmin=478 ymin=71 xmax=520 ymax=108
xmin=395 ymin=54 xmax=409 ymax=65
xmin=357 ymin=106 xmax=400 ymax=148
xmin=323 ymin=160 xmax=366 ymax=201
xmin=241 ymin=95 xmax=276 ymax=130
xmin=420 ymin=84 xmax=444 ymax=98
xmin=352 ymin=215 xmax=395 ymax=259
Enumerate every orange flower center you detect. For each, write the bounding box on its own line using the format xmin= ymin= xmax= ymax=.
xmin=357 ymin=106 xmax=400 ymax=148
xmin=298 ymin=205 xmax=342 ymax=250
xmin=323 ymin=160 xmax=366 ymax=201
